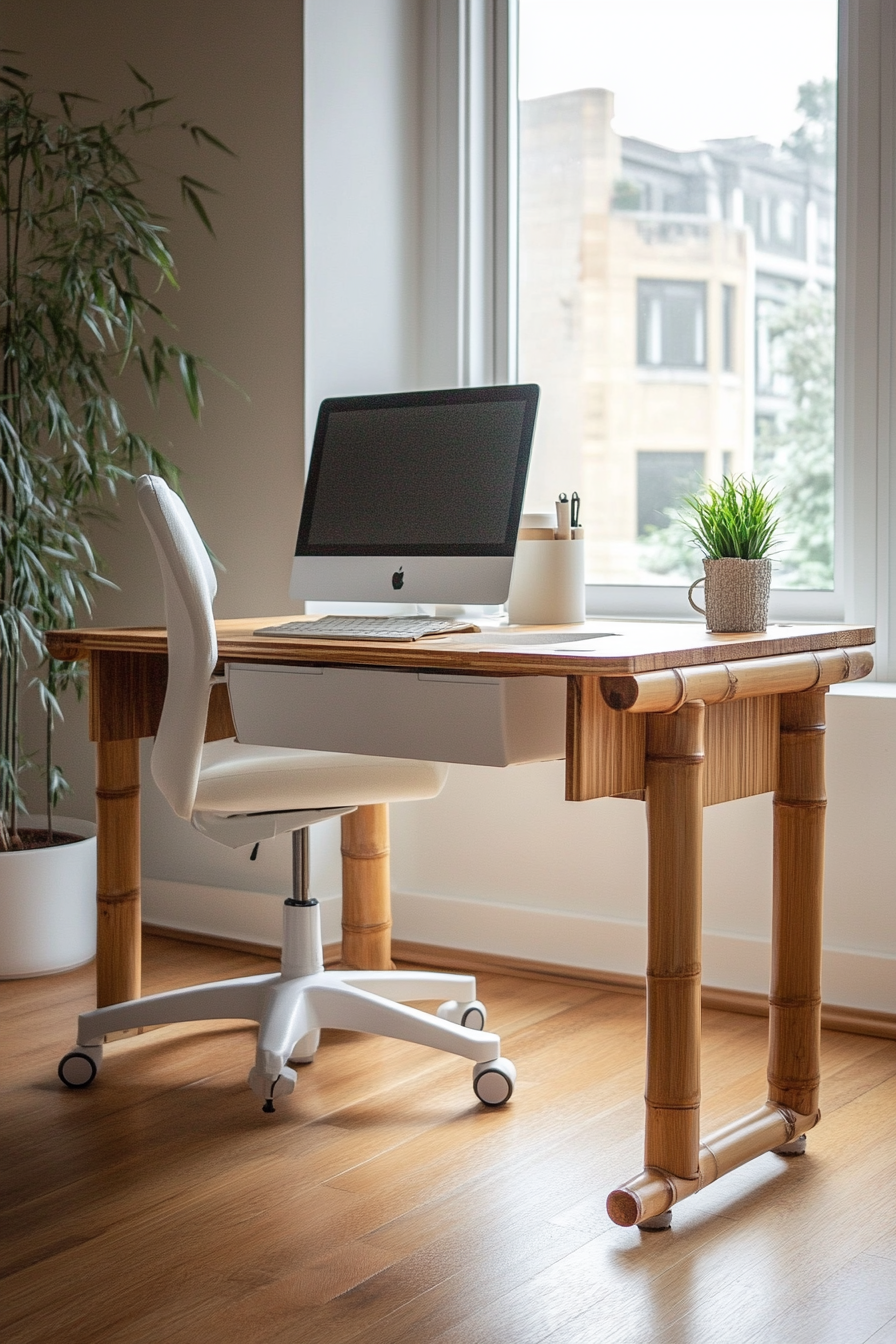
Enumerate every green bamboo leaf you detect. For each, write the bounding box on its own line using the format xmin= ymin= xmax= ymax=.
xmin=126 ymin=64 xmax=155 ymax=93
xmin=180 ymin=174 xmax=221 ymax=195
xmin=180 ymin=180 xmax=216 ymax=235
xmin=178 ymin=351 xmax=203 ymax=418
xmin=181 ymin=122 xmax=236 ymax=157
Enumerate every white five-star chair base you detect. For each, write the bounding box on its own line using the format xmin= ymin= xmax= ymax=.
xmin=58 ymin=475 xmax=515 ymax=1111
xmin=60 ymin=830 xmax=515 ymax=1110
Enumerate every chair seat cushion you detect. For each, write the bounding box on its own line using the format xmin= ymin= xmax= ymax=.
xmin=194 ymin=739 xmax=448 ymax=814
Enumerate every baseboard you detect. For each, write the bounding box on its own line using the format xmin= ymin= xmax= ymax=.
xmin=388 ymin=942 xmax=896 ymax=1040
xmin=388 ymin=888 xmax=896 ymax=1020
xmin=142 ymin=877 xmax=344 ymax=948
xmin=143 ymin=923 xmax=343 ymax=967
xmin=141 ymin=878 xmax=896 ymax=1038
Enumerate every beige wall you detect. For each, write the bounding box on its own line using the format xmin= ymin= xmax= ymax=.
xmin=6 ymin=0 xmax=304 ymax=813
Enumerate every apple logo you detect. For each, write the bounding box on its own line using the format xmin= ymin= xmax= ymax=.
xmin=391 ymin=567 xmax=405 ymax=590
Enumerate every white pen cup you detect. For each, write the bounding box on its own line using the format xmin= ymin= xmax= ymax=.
xmin=507 ymin=514 xmax=585 ymax=625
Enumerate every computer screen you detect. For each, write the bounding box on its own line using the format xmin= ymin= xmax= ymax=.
xmin=290 ymin=384 xmax=539 ymax=605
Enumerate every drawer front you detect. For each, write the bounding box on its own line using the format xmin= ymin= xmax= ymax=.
xmin=226 ymin=664 xmax=566 ymax=767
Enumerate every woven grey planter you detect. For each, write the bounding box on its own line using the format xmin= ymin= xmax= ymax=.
xmin=688 ymin=557 xmax=772 ymax=632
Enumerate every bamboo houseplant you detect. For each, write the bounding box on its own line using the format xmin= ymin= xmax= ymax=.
xmin=0 ymin=57 xmax=229 ymax=974
xmin=684 ymin=476 xmax=781 ymax=632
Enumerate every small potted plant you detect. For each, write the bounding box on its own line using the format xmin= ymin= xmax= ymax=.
xmin=683 ymin=476 xmax=780 ymax=632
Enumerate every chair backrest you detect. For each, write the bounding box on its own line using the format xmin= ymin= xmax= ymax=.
xmin=136 ymin=475 xmax=218 ymax=819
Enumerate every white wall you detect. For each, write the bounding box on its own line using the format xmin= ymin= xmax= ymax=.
xmin=12 ymin=0 xmax=895 ymax=1014
xmin=304 ymin=0 xmax=423 ymax=428
xmin=387 ymin=686 xmax=896 ymax=1013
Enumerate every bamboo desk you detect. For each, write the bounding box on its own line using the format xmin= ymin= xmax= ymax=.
xmin=48 ymin=617 xmax=874 ymax=1228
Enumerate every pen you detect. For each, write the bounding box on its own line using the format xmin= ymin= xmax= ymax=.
xmin=570 ymin=492 xmax=580 ymax=529
xmin=555 ymin=493 xmax=571 ymax=540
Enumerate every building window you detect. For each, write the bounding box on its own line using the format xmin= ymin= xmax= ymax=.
xmin=637 ymin=280 xmax=706 ymax=369
xmin=755 ymin=276 xmax=801 ymax=397
xmin=776 ymin=198 xmax=797 ymax=245
xmin=722 ymin=285 xmax=736 ymax=373
xmin=638 ymin=452 xmax=704 ymax=535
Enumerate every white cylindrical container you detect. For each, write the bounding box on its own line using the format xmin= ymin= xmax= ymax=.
xmin=0 ymin=815 xmax=97 ymax=978
xmin=506 ymin=539 xmax=586 ymax=625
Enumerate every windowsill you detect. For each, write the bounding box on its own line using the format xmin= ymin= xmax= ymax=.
xmin=830 ymin=680 xmax=894 ymax=698
xmin=585 ymin=585 xmax=844 ymax=623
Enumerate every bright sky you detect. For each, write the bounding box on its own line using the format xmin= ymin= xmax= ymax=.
xmin=518 ymin=0 xmax=838 ymax=151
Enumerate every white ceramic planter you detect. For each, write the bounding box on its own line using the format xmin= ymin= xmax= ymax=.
xmin=0 ymin=815 xmax=97 ymax=978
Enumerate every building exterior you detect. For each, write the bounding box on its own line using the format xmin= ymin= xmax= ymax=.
xmin=519 ymin=89 xmax=835 ymax=584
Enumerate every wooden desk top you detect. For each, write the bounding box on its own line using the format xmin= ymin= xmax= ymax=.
xmin=48 ymin=617 xmax=875 ymax=677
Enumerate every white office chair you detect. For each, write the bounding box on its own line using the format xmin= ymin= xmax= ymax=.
xmin=58 ymin=475 xmax=515 ymax=1111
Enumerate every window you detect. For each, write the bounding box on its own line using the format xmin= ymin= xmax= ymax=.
xmin=722 ymin=284 xmax=736 ymax=373
xmin=638 ymin=451 xmax=704 ymax=534
xmin=637 ymin=281 xmax=706 ymax=369
xmin=755 ymin=279 xmax=799 ymax=398
xmin=776 ymin=198 xmax=797 ymax=245
xmin=517 ymin=0 xmax=839 ymax=598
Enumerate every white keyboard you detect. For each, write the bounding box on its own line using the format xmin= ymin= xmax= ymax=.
xmin=253 ymin=616 xmax=481 ymax=642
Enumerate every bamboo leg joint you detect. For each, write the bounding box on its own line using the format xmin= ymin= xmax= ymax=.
xmin=95 ymin=785 xmax=141 ymax=801
xmin=607 ymin=1104 xmax=821 ymax=1227
xmin=341 ymin=919 xmax=392 ymax=936
xmin=98 ymin=888 xmax=141 ymax=907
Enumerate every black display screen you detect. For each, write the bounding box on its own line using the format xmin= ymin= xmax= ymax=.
xmin=296 ymin=385 xmax=539 ymax=556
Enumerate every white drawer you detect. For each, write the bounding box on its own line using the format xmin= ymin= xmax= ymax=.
xmin=225 ymin=663 xmax=567 ymax=767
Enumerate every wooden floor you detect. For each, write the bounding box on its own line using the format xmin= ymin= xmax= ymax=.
xmin=2 ymin=935 xmax=896 ymax=1344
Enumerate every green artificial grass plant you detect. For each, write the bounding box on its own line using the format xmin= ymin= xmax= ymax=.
xmin=681 ymin=475 xmax=781 ymax=562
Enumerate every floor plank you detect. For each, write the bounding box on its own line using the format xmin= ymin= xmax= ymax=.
xmin=1 ymin=934 xmax=894 ymax=1344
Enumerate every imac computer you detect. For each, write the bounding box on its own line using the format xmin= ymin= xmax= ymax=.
xmin=289 ymin=384 xmax=539 ymax=607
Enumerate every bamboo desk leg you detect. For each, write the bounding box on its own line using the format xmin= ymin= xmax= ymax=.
xmin=769 ymin=689 xmax=826 ymax=1125
xmin=606 ymin=702 xmax=706 ymax=1229
xmin=95 ymin=738 xmax=142 ymax=1008
xmin=643 ymin=702 xmax=704 ymax=1196
xmin=340 ymin=804 xmax=395 ymax=969
xmin=608 ymin=688 xmax=826 ymax=1228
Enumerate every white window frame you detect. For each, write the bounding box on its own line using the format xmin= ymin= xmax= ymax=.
xmin=840 ymin=0 xmax=896 ymax=678
xmin=418 ymin=0 xmax=518 ymax=389
xmin=429 ymin=0 xmax=896 ymax=664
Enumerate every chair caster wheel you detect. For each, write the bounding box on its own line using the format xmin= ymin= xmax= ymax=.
xmin=773 ymin=1134 xmax=807 ymax=1156
xmin=289 ymin=1028 xmax=320 ymax=1066
xmin=437 ymin=999 xmax=487 ymax=1031
xmin=58 ymin=1045 xmax=102 ymax=1089
xmin=248 ymin=1065 xmax=297 ymax=1112
xmin=473 ymin=1057 xmax=515 ymax=1106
